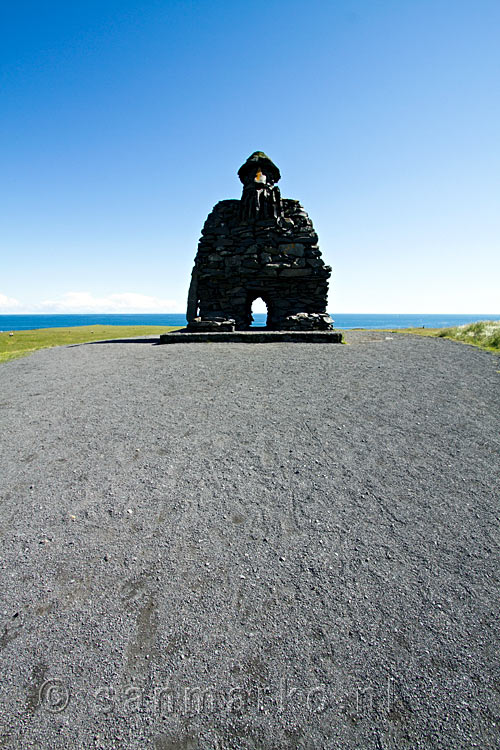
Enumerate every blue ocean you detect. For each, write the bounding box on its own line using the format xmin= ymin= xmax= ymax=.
xmin=1 ymin=313 xmax=499 ymax=332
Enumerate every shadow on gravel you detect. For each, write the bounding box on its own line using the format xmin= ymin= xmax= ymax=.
xmin=70 ymin=338 xmax=161 ymax=346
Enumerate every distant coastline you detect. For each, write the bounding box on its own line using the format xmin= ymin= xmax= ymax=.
xmin=1 ymin=312 xmax=500 ymax=332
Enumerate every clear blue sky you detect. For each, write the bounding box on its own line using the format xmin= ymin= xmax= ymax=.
xmin=1 ymin=0 xmax=499 ymax=314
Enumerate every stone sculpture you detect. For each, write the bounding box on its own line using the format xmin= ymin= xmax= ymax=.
xmin=186 ymin=152 xmax=334 ymax=331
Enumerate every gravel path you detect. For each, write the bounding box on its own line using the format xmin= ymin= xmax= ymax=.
xmin=0 ymin=332 xmax=498 ymax=749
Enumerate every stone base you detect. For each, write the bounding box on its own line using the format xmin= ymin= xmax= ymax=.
xmin=186 ymin=317 xmax=236 ymax=332
xmin=159 ymin=330 xmax=343 ymax=344
xmin=281 ymin=313 xmax=334 ymax=330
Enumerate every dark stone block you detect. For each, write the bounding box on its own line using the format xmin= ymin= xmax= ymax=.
xmin=280 ymin=268 xmax=313 ymax=277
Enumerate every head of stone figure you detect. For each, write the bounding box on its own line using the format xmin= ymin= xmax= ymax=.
xmin=238 ymin=152 xmax=281 ymax=188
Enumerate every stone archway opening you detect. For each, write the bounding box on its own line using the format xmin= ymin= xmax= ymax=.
xmin=249 ymin=296 xmax=268 ymax=328
xmin=244 ymin=293 xmax=276 ymax=330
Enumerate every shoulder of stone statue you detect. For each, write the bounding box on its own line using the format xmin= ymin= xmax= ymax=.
xmin=211 ymin=199 xmax=240 ymax=210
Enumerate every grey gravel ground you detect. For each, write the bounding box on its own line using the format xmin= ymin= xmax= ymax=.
xmin=0 ymin=331 xmax=498 ymax=750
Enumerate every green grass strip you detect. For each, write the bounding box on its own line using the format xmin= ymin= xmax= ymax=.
xmin=400 ymin=320 xmax=500 ymax=353
xmin=0 ymin=325 xmax=181 ymax=363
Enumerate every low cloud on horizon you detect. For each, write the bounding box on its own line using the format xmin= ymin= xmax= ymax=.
xmin=0 ymin=291 xmax=185 ymax=314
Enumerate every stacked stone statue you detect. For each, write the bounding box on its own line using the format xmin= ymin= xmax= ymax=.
xmin=186 ymin=152 xmax=334 ymax=331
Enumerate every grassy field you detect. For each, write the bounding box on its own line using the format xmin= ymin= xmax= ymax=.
xmin=0 ymin=325 xmax=181 ymax=363
xmin=400 ymin=320 xmax=500 ymax=353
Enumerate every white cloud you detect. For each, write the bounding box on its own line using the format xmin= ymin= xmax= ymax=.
xmin=251 ymin=297 xmax=268 ymax=313
xmin=38 ymin=291 xmax=184 ymax=314
xmin=0 ymin=293 xmax=22 ymax=311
